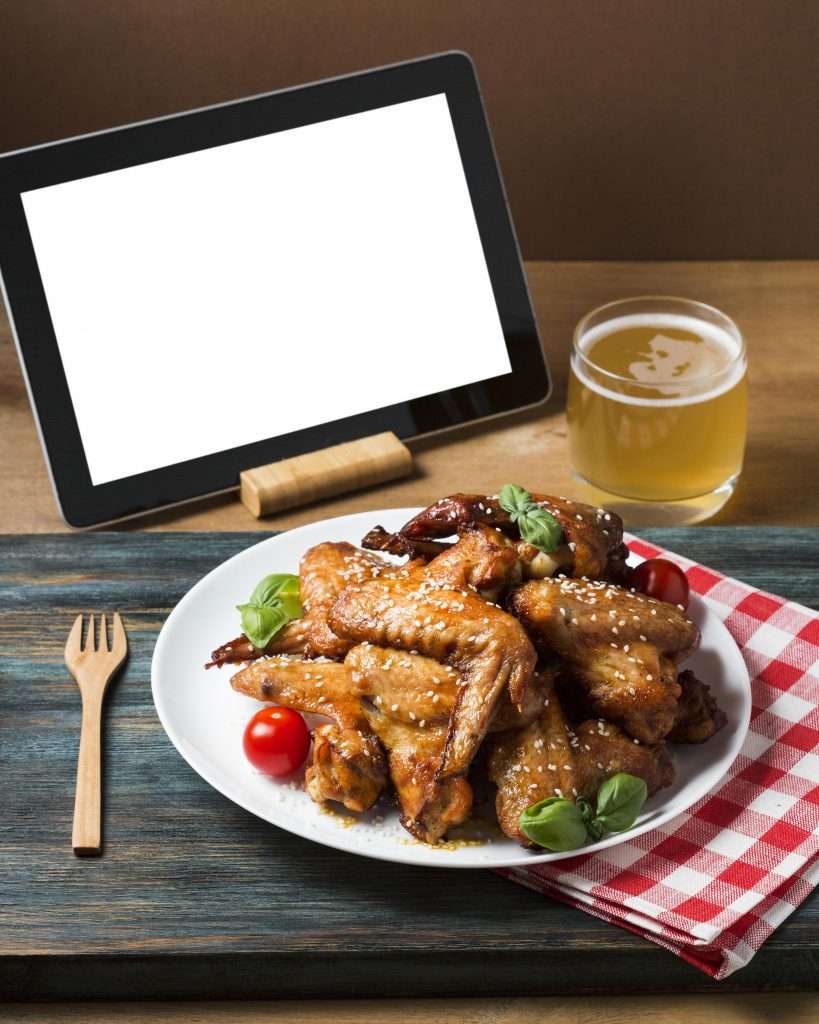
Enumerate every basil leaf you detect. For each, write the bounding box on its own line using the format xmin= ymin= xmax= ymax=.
xmin=236 ymin=602 xmax=290 ymax=651
xmin=498 ymin=483 xmax=534 ymax=521
xmin=518 ymin=508 xmax=563 ymax=554
xmin=249 ymin=574 xmax=302 ymax=618
xmin=498 ymin=483 xmax=563 ymax=554
xmin=519 ymin=797 xmax=589 ymax=851
xmin=576 ymin=798 xmax=595 ymax=826
xmin=237 ymin=572 xmax=302 ymax=650
xmin=586 ymin=818 xmax=605 ymax=842
xmin=594 ymin=772 xmax=648 ymax=832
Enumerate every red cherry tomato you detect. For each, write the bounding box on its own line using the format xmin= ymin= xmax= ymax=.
xmin=243 ymin=706 xmax=310 ymax=778
xmin=629 ymin=558 xmax=690 ymax=609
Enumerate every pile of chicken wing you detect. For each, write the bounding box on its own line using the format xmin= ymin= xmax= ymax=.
xmin=209 ymin=493 xmax=726 ymax=847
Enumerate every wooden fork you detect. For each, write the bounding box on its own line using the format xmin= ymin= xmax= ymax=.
xmin=65 ymin=613 xmax=128 ymax=856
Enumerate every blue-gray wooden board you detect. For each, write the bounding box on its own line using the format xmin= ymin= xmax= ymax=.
xmin=1 ymin=528 xmax=818 ymax=1000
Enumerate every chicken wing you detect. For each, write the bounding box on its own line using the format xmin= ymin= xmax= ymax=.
xmin=510 ymin=576 xmax=699 ymax=743
xmin=383 ymin=492 xmax=629 ymax=580
xmin=363 ymin=704 xmax=473 ymax=843
xmin=421 ymin=524 xmax=522 ymax=597
xmin=230 ymin=656 xmax=387 ymax=812
xmin=345 ymin=644 xmax=552 ymax=736
xmin=488 ymin=677 xmax=579 ymax=843
xmin=360 ymin=526 xmax=449 ymax=561
xmin=342 ymin=645 xmax=553 ymax=842
xmin=207 ymin=542 xmax=416 ymax=669
xmin=329 ymin=576 xmax=537 ymax=780
xmin=488 ymin=682 xmax=673 ymax=845
xmin=299 ymin=542 xmax=395 ymax=659
xmin=207 ymin=618 xmax=309 ymax=669
xmin=669 ymin=669 xmax=727 ymax=743
xmin=572 ymin=719 xmax=674 ymax=800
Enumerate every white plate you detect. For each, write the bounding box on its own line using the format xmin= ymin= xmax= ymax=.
xmin=152 ymin=508 xmax=751 ymax=868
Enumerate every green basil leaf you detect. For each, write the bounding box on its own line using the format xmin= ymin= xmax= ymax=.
xmin=237 ymin=572 xmax=302 ymax=650
xmin=498 ymin=484 xmax=563 ymax=553
xmin=498 ymin=483 xmax=536 ymax=521
xmin=519 ymin=797 xmax=589 ymax=851
xmin=586 ymin=818 xmax=605 ymax=842
xmin=249 ymin=573 xmax=302 ymax=617
xmin=576 ymin=798 xmax=595 ymax=826
xmin=518 ymin=508 xmax=563 ymax=554
xmin=236 ymin=602 xmax=290 ymax=651
xmin=594 ymin=772 xmax=648 ymax=832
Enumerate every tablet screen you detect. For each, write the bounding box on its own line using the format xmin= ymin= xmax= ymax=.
xmin=20 ymin=93 xmax=511 ymax=486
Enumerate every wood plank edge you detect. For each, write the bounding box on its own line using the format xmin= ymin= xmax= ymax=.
xmin=2 ymin=948 xmax=817 ymax=1000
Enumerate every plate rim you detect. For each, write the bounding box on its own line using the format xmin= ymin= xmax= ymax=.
xmin=151 ymin=507 xmax=752 ymax=869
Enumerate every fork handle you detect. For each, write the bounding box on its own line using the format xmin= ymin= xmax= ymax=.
xmin=72 ymin=690 xmax=104 ymax=856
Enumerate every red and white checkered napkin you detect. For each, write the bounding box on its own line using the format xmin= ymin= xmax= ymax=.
xmin=497 ymin=534 xmax=819 ymax=979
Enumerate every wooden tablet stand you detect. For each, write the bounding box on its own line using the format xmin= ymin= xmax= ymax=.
xmin=239 ymin=431 xmax=413 ymax=518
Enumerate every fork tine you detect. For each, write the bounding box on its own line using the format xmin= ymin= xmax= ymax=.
xmin=112 ymin=612 xmax=127 ymax=658
xmin=65 ymin=614 xmax=83 ymax=661
xmin=99 ymin=613 xmax=108 ymax=653
xmin=85 ymin=614 xmax=95 ymax=653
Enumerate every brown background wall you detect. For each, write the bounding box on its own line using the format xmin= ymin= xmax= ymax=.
xmin=3 ymin=0 xmax=818 ymax=259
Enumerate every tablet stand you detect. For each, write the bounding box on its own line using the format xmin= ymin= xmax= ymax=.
xmin=239 ymin=431 xmax=413 ymax=518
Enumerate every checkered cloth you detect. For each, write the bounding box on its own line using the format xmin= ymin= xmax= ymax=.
xmin=498 ymin=534 xmax=819 ymax=978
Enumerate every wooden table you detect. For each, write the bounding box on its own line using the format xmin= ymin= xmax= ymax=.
xmin=2 ymin=261 xmax=818 ymax=533
xmin=2 ymin=261 xmax=818 ymax=1024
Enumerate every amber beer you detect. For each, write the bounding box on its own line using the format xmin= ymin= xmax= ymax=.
xmin=566 ymin=297 xmax=747 ymax=522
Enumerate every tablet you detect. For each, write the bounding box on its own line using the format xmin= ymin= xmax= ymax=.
xmin=0 ymin=52 xmax=549 ymax=527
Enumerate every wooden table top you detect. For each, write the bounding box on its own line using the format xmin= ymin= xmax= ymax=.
xmin=2 ymin=260 xmax=818 ymax=1023
xmin=5 ymin=528 xmax=817 ymax=1004
xmin=2 ymin=260 xmax=818 ymax=533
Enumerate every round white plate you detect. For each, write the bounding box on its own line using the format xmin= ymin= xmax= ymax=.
xmin=152 ymin=508 xmax=751 ymax=868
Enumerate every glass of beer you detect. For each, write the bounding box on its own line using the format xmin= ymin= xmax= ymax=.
xmin=566 ymin=296 xmax=747 ymax=525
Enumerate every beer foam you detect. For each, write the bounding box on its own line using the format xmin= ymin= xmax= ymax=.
xmin=574 ymin=313 xmax=745 ymax=407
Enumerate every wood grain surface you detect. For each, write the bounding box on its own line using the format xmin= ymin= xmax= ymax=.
xmin=1 ymin=993 xmax=818 ymax=1024
xmin=2 ymin=261 xmax=818 ymax=535
xmin=1 ymin=528 xmax=817 ymax=1003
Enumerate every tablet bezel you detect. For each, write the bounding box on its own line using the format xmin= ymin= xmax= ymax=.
xmin=0 ymin=51 xmax=549 ymax=527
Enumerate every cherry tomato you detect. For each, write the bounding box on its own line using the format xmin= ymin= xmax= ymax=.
xmin=243 ymin=706 xmax=310 ymax=778
xmin=629 ymin=558 xmax=690 ymax=609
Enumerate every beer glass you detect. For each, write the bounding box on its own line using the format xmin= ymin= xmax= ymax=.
xmin=566 ymin=296 xmax=747 ymax=525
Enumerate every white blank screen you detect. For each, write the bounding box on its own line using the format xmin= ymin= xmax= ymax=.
xmin=21 ymin=94 xmax=511 ymax=485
